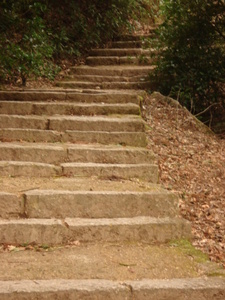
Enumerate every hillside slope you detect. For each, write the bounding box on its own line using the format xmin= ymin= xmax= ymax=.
xmin=144 ymin=92 xmax=225 ymax=268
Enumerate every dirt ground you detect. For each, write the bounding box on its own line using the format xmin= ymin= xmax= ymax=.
xmin=144 ymin=92 xmax=225 ymax=268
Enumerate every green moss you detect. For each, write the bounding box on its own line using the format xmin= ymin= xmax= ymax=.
xmin=169 ymin=239 xmax=209 ymax=263
xmin=208 ymin=272 xmax=225 ymax=278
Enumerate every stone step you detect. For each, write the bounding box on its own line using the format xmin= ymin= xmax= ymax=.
xmin=0 ymin=188 xmax=178 ymax=219
xmin=23 ymin=189 xmax=178 ymax=219
xmin=0 ymin=216 xmax=191 ymax=245
xmin=110 ymin=40 xmax=144 ymax=48
xmin=56 ymin=80 xmax=150 ymax=90
xmin=118 ymin=33 xmax=154 ymax=41
xmin=0 ymin=161 xmax=157 ymax=181
xmin=0 ymin=279 xmax=224 ymax=299
xmin=0 ymin=176 xmax=168 ymax=195
xmin=86 ymin=56 xmax=152 ymax=66
xmin=0 ymin=143 xmax=154 ymax=165
xmin=65 ymin=74 xmax=147 ymax=83
xmin=0 ymin=101 xmax=139 ymax=116
xmin=0 ymin=129 xmax=147 ymax=146
xmin=61 ymin=162 xmax=158 ymax=182
xmin=0 ymin=161 xmax=61 ymax=177
xmin=49 ymin=115 xmax=144 ymax=132
xmin=0 ymin=90 xmax=142 ymax=104
xmin=0 ymin=115 xmax=145 ymax=132
xmin=0 ymin=143 xmax=66 ymax=165
xmin=63 ymin=130 xmax=148 ymax=146
xmin=70 ymin=65 xmax=154 ymax=77
xmin=90 ymin=48 xmax=151 ymax=56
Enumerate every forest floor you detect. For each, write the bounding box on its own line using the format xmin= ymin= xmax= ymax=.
xmin=144 ymin=92 xmax=225 ymax=268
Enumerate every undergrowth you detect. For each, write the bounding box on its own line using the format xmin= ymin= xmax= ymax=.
xmin=0 ymin=0 xmax=155 ymax=86
xmin=150 ymin=0 xmax=225 ymax=131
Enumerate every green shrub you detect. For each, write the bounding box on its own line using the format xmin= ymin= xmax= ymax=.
xmin=0 ymin=1 xmax=59 ymax=85
xmin=150 ymin=0 xmax=225 ymax=125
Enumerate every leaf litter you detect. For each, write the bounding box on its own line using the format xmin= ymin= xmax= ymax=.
xmin=144 ymin=92 xmax=225 ymax=268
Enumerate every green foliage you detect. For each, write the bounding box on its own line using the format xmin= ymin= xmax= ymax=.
xmin=150 ymin=0 xmax=225 ymax=123
xmin=0 ymin=0 xmax=153 ymax=85
xmin=0 ymin=1 xmax=59 ymax=85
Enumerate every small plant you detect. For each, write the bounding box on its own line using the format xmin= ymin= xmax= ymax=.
xmin=138 ymin=54 xmax=150 ymax=64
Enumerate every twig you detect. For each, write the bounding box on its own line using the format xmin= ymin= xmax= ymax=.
xmin=194 ymin=102 xmax=220 ymax=118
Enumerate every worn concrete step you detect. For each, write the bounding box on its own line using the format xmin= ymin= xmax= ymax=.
xmin=118 ymin=34 xmax=154 ymax=41
xmin=0 ymin=143 xmax=154 ymax=165
xmin=0 ymin=101 xmax=139 ymax=116
xmin=0 ymin=161 xmax=61 ymax=177
xmin=2 ymin=238 xmax=225 ymax=280
xmin=0 ymin=128 xmax=63 ymax=143
xmin=23 ymin=189 xmax=178 ymax=219
xmin=0 ymin=216 xmax=191 ymax=245
xmin=0 ymin=143 xmax=66 ymax=165
xmin=63 ymin=130 xmax=148 ymax=146
xmin=56 ymin=80 xmax=150 ymax=90
xmin=0 ymin=188 xmax=177 ymax=219
xmin=86 ymin=56 xmax=152 ymax=66
xmin=62 ymin=162 xmax=158 ymax=182
xmin=64 ymin=74 xmax=148 ymax=83
xmin=0 ymin=90 xmax=142 ymax=104
xmin=0 ymin=129 xmax=147 ymax=146
xmin=90 ymin=48 xmax=151 ymax=56
xmin=0 ymin=279 xmax=225 ymax=300
xmin=1 ymin=278 xmax=225 ymax=300
xmin=0 ymin=161 xmax=157 ymax=181
xmin=0 ymin=176 xmax=167 ymax=195
xmin=110 ymin=40 xmax=144 ymax=48
xmin=49 ymin=115 xmax=145 ymax=132
xmin=70 ymin=65 xmax=154 ymax=77
xmin=0 ymin=115 xmax=145 ymax=132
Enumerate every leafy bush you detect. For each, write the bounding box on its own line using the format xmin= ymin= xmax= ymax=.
xmin=0 ymin=1 xmax=59 ymax=85
xmin=150 ymin=0 xmax=225 ymax=126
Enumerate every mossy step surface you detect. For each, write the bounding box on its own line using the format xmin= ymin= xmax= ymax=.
xmin=0 ymin=241 xmax=224 ymax=281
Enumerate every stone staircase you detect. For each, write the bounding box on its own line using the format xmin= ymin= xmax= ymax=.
xmin=56 ymin=33 xmax=154 ymax=90
xmin=0 ymin=32 xmax=224 ymax=299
